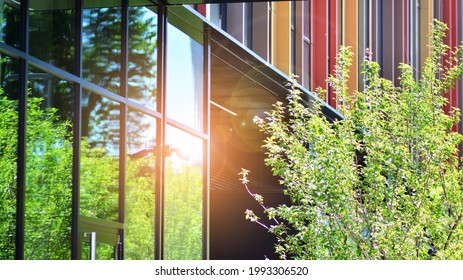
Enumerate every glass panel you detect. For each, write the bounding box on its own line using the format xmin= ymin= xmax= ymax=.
xmin=209 ymin=56 xmax=281 ymax=259
xmin=0 ymin=54 xmax=20 ymax=260
xmin=25 ymin=66 xmax=74 ymax=259
xmin=303 ymin=40 xmax=310 ymax=89
xmin=303 ymin=0 xmax=309 ymax=38
xmin=29 ymin=0 xmax=76 ymax=73
xmin=0 ymin=0 xmax=21 ymax=49
xmin=164 ymin=126 xmax=203 ymax=260
xmin=80 ymin=91 xmax=120 ymax=222
xmin=83 ymin=0 xmax=121 ymax=95
xmin=125 ymin=110 xmax=156 ymax=260
xmin=128 ymin=3 xmax=157 ymax=110
xmin=166 ymin=20 xmax=203 ymax=131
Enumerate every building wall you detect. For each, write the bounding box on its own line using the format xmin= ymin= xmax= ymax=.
xmin=200 ymin=0 xmax=461 ymax=119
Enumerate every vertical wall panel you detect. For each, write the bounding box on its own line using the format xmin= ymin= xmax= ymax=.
xmin=252 ymin=2 xmax=270 ymax=61
xmin=295 ymin=0 xmax=304 ymax=81
xmin=328 ymin=0 xmax=339 ymax=108
xmin=342 ymin=0 xmax=358 ymax=94
xmin=358 ymin=0 xmax=366 ymax=92
xmin=393 ymin=0 xmax=404 ymax=84
xmin=419 ymin=0 xmax=433 ymax=71
xmin=271 ymin=1 xmax=291 ymax=75
xmin=226 ymin=3 xmax=245 ymax=44
xmin=381 ymin=0 xmax=394 ymax=81
xmin=311 ymin=0 xmax=328 ymax=96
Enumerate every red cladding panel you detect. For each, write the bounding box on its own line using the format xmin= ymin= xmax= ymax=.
xmin=311 ymin=0 xmax=328 ymax=99
xmin=328 ymin=0 xmax=338 ymax=108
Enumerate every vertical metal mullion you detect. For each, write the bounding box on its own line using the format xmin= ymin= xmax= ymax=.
xmin=118 ymin=0 xmax=129 ymax=260
xmin=202 ymin=24 xmax=211 ymax=260
xmin=71 ymin=0 xmax=83 ymax=260
xmin=16 ymin=0 xmax=29 ymax=260
xmin=155 ymin=3 xmax=167 ymax=260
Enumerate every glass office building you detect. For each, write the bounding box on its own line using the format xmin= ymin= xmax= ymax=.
xmin=1 ymin=0 xmax=461 ymax=260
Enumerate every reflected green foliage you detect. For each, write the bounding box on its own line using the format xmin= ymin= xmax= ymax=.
xmin=82 ymin=241 xmax=115 ymax=260
xmin=80 ymin=138 xmax=119 ymax=221
xmin=124 ymin=154 xmax=155 ymax=260
xmin=0 ymin=89 xmax=73 ymax=260
xmin=0 ymin=88 xmax=18 ymax=259
xmin=1 ymin=86 xmax=203 ymax=260
xmin=24 ymin=95 xmax=73 ymax=259
xmin=246 ymin=20 xmax=463 ymax=260
xmin=164 ymin=159 xmax=202 ymax=260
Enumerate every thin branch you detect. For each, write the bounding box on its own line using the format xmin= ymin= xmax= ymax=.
xmin=444 ymin=213 xmax=463 ymax=251
xmin=243 ymin=181 xmax=280 ymax=226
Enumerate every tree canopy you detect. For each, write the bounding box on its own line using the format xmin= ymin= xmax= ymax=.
xmin=243 ymin=20 xmax=463 ymax=260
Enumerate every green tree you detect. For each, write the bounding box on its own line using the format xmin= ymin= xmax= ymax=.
xmin=243 ymin=20 xmax=463 ymax=260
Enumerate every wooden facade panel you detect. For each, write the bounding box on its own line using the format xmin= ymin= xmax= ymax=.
xmin=342 ymin=0 xmax=358 ymax=94
xmin=271 ymin=1 xmax=291 ymax=75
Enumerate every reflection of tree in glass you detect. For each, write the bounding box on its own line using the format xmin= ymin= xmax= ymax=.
xmin=124 ymin=153 xmax=156 ymax=260
xmin=1 ymin=2 xmax=21 ymax=49
xmin=29 ymin=8 xmax=76 ymax=73
xmin=82 ymin=6 xmax=157 ymax=150
xmin=80 ymin=138 xmax=119 ymax=221
xmin=164 ymin=160 xmax=202 ymax=260
xmin=0 ymin=88 xmax=18 ymax=260
xmin=0 ymin=89 xmax=73 ymax=260
xmin=128 ymin=6 xmax=157 ymax=107
xmin=24 ymin=95 xmax=73 ymax=259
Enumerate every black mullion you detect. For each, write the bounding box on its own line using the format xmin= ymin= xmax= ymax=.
xmin=202 ymin=24 xmax=211 ymax=260
xmin=155 ymin=3 xmax=167 ymax=260
xmin=71 ymin=0 xmax=83 ymax=260
xmin=118 ymin=0 xmax=129 ymax=260
xmin=16 ymin=0 xmax=29 ymax=260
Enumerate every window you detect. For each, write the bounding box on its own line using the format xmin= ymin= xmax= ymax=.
xmin=128 ymin=4 xmax=157 ymax=110
xmin=166 ymin=13 xmax=204 ymax=131
xmin=83 ymin=0 xmax=122 ymax=95
xmin=29 ymin=0 xmax=76 ymax=74
xmin=25 ymin=66 xmax=75 ymax=259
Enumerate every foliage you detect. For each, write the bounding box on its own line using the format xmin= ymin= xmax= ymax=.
xmin=243 ymin=20 xmax=463 ymax=260
xmin=0 ymin=89 xmax=73 ymax=260
xmin=164 ymin=159 xmax=203 ymax=260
